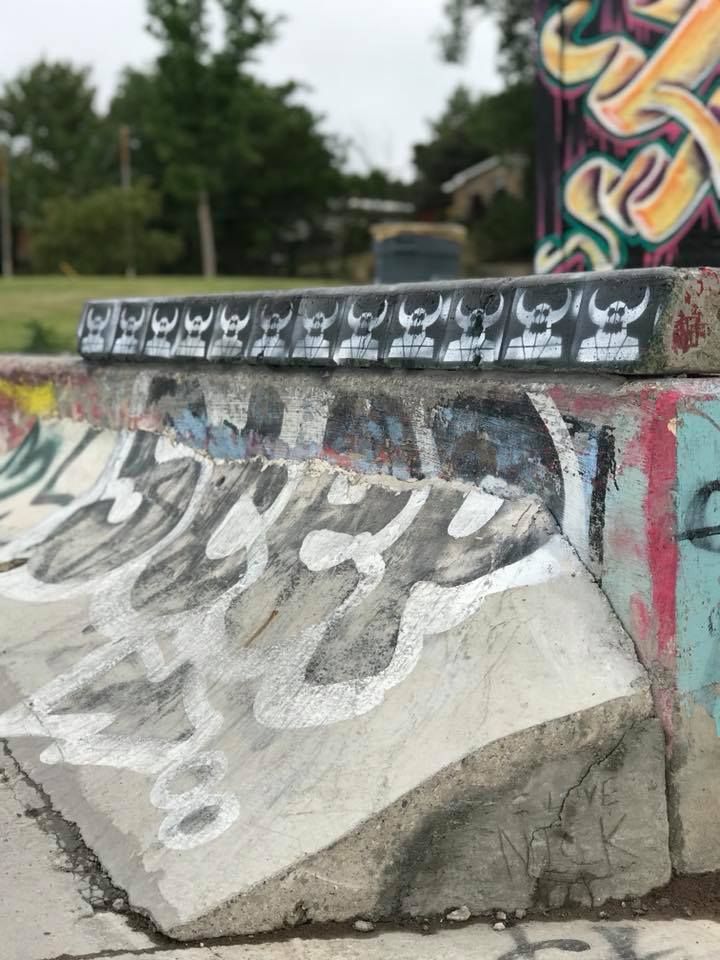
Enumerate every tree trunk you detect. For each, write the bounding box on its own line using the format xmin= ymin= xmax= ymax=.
xmin=0 ymin=146 xmax=13 ymax=279
xmin=197 ymin=189 xmax=217 ymax=278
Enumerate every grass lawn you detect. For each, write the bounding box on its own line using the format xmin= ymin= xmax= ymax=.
xmin=0 ymin=275 xmax=332 ymax=353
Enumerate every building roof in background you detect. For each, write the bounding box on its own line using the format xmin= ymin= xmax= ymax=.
xmin=441 ymin=154 xmax=528 ymax=195
xmin=370 ymin=221 xmax=467 ymax=244
xmin=346 ymin=197 xmax=415 ymax=215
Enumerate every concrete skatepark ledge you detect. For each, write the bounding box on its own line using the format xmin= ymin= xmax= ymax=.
xmin=1 ymin=267 xmax=719 ymax=940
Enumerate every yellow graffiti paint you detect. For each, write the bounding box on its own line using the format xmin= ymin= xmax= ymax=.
xmin=537 ymin=0 xmax=720 ymax=272
xmin=0 ymin=379 xmax=57 ymax=417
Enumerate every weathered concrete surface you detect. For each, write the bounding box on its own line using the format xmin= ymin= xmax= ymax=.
xmin=0 ymin=400 xmax=667 ymax=937
xmin=0 ymin=748 xmax=706 ymax=959
xmin=100 ymin=923 xmax=720 ymax=960
xmin=1 ymin=355 xmax=712 ymax=878
xmin=0 ymin=741 xmax=153 ymax=960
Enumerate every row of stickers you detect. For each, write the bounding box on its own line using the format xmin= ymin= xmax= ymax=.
xmin=78 ymin=273 xmax=667 ymax=367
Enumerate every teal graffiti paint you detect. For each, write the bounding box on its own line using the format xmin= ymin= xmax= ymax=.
xmin=677 ymin=400 xmax=720 ymax=732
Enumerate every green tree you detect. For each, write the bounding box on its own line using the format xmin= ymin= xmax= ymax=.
xmin=413 ymin=83 xmax=534 ymax=261
xmin=111 ymin=1 xmax=342 ymax=276
xmin=440 ymin=0 xmax=534 ymax=82
xmin=31 ymin=182 xmax=181 ymax=274
xmin=342 ymin=168 xmax=413 ymax=202
xmin=0 ymin=61 xmax=115 ymax=223
xmin=112 ymin=0 xmax=276 ymax=276
xmin=414 ymin=87 xmax=491 ymax=214
xmin=413 ymin=83 xmax=533 ymax=216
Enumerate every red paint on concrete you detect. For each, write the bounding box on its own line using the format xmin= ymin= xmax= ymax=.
xmin=548 ymin=384 xmax=615 ymax=418
xmin=673 ymin=302 xmax=708 ymax=354
xmin=630 ymin=594 xmax=651 ymax=647
xmin=644 ymin=391 xmax=680 ymax=659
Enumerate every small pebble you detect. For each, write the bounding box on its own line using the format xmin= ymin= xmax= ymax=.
xmin=112 ymin=898 xmax=127 ymax=913
xmin=493 ymin=922 xmax=506 ymax=932
xmin=514 ymin=909 xmax=526 ymax=920
xmin=446 ymin=906 xmax=471 ymax=922
xmin=495 ymin=910 xmax=507 ymax=921
xmin=353 ymin=919 xmax=375 ymax=933
xmin=598 ymin=911 xmax=609 ymax=920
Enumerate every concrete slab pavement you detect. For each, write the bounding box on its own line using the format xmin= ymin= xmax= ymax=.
xmin=0 ymin=741 xmax=154 ymax=960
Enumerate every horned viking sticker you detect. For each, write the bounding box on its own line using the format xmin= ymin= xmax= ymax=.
xmin=209 ymin=303 xmax=252 ymax=359
xmin=388 ymin=295 xmax=444 ymax=360
xmin=505 ymin=289 xmax=572 ymax=360
xmin=176 ymin=306 xmax=214 ymax=359
xmin=81 ymin=305 xmax=113 ymax=354
xmin=113 ymin=307 xmax=147 ymax=356
xmin=336 ymin=297 xmax=388 ymax=361
xmin=293 ymin=299 xmax=339 ymax=360
xmin=251 ymin=302 xmax=294 ymax=359
xmin=577 ymin=287 xmax=651 ymax=363
xmin=444 ymin=293 xmax=504 ymax=363
xmin=145 ymin=307 xmax=180 ymax=359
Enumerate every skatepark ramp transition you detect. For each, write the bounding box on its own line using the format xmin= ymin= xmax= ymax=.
xmin=1 ymin=267 xmax=720 ymax=938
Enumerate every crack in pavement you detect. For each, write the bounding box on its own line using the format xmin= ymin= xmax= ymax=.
xmin=40 ymin=949 xmax=209 ymax=960
xmin=527 ymin=719 xmax=645 ymax=900
xmin=0 ymin=738 xmax=161 ymax=939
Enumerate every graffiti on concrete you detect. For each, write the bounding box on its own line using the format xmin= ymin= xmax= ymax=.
xmin=161 ymin=379 xmax=603 ymax=566
xmin=0 ymin=422 xmax=61 ymax=504
xmin=0 ymin=396 xmax=575 ymax=850
xmin=0 ymin=368 xmax=625 ymax=850
xmin=536 ymin=0 xmax=720 ymax=273
xmin=500 ymin=924 xmax=678 ymax=959
xmin=0 ymin=421 xmax=110 ymax=538
xmin=676 ymin=399 xmax=720 ymax=734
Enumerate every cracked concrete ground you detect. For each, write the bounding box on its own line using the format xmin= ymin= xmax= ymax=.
xmin=0 ymin=741 xmax=153 ymax=960
xmin=2 ymin=731 xmax=720 ymax=959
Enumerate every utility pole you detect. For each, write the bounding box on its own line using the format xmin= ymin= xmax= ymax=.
xmin=0 ymin=143 xmax=13 ymax=278
xmin=119 ymin=125 xmax=136 ymax=277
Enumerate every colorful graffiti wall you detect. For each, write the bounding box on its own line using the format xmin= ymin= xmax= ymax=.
xmin=535 ymin=0 xmax=720 ymax=273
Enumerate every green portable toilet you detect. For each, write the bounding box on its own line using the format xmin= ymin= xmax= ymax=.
xmin=371 ymin=222 xmax=467 ymax=284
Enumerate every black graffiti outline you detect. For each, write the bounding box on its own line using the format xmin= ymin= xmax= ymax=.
xmin=0 ymin=421 xmax=60 ymax=509
xmin=500 ymin=924 xmax=677 ymax=960
xmin=30 ymin=427 xmax=103 ymax=507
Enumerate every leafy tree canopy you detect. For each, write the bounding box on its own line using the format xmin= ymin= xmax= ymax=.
xmin=0 ymin=61 xmax=115 ymax=220
xmin=31 ymin=181 xmax=181 ymax=274
xmin=440 ymin=0 xmax=534 ymax=83
xmin=110 ymin=0 xmax=342 ymax=274
xmin=413 ymin=82 xmax=533 ymax=216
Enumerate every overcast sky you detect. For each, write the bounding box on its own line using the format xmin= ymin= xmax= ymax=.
xmin=3 ymin=0 xmax=501 ymax=180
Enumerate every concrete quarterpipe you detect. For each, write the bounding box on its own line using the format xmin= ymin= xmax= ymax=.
xmin=1 ymin=267 xmax=720 ymax=939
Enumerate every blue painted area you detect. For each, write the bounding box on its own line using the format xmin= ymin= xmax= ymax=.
xmin=169 ymin=405 xmax=327 ymax=471
xmin=676 ymin=400 xmax=720 ymax=733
